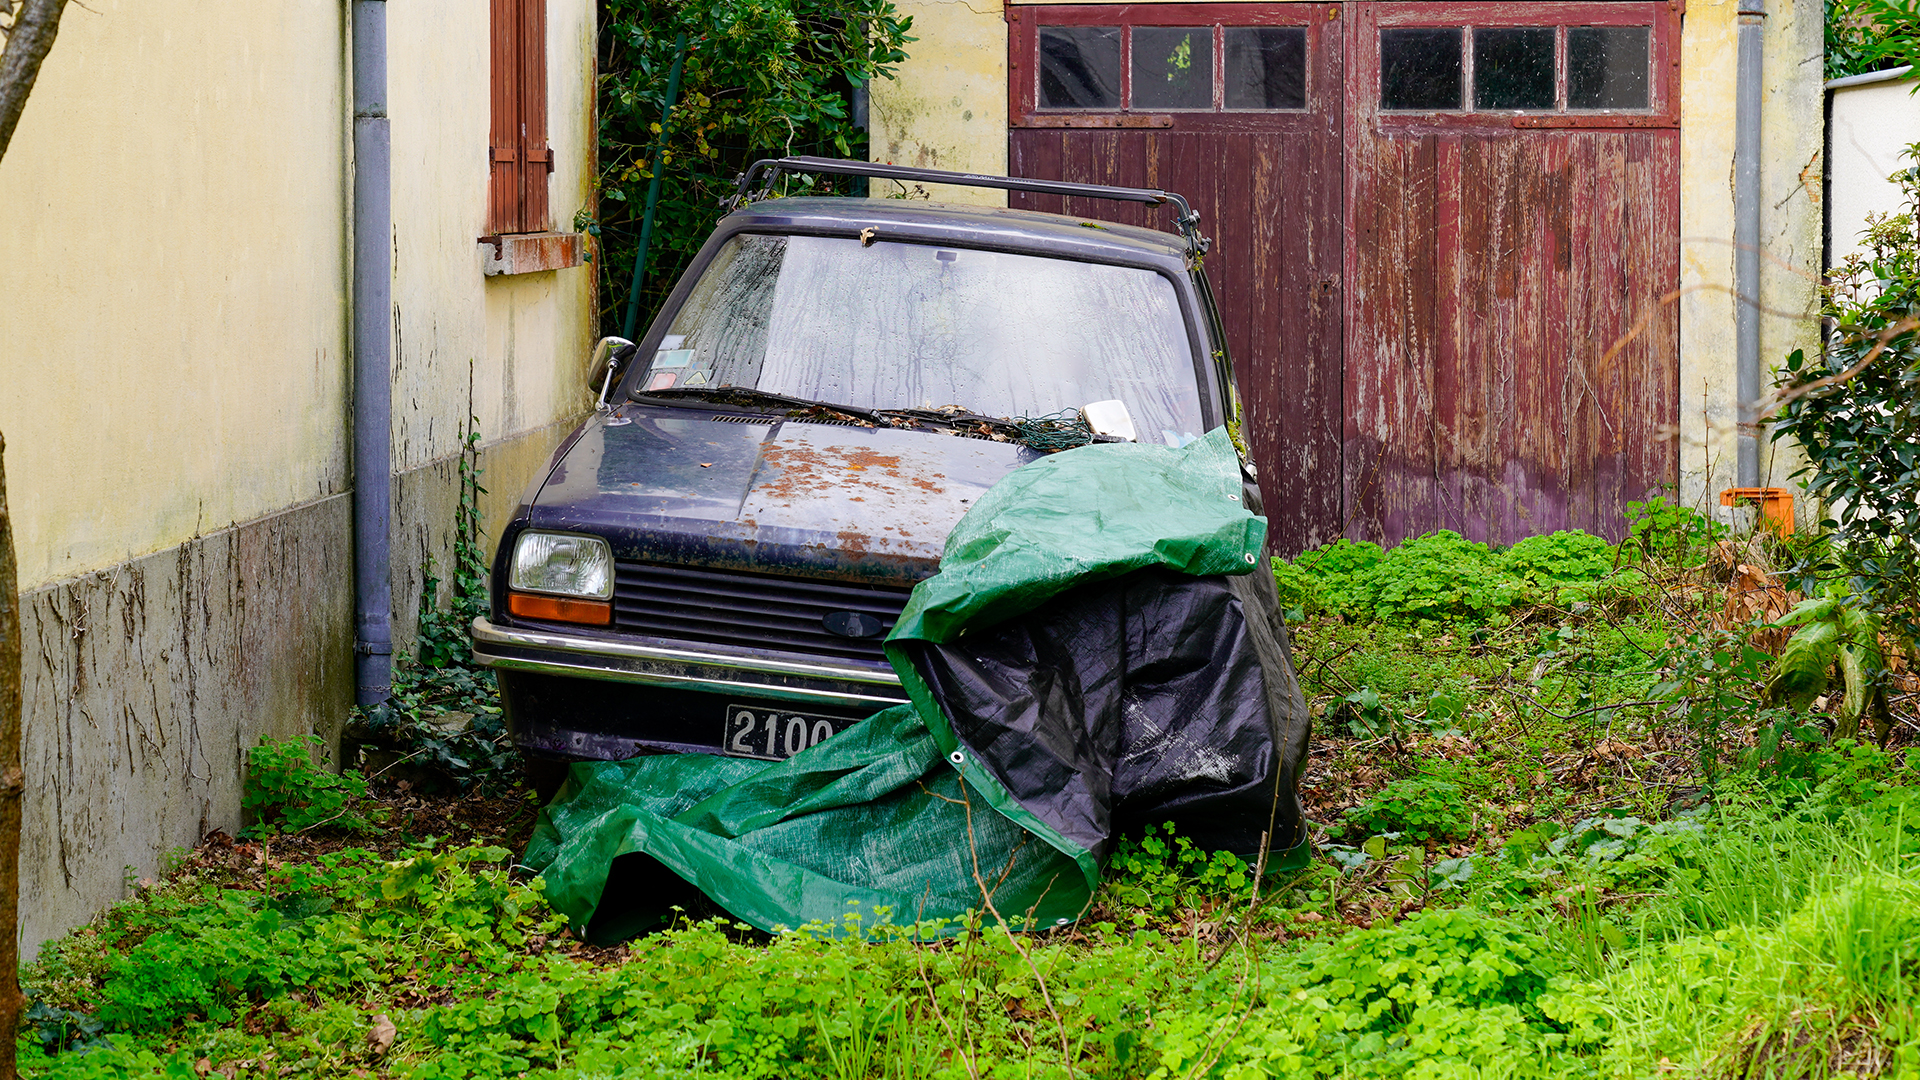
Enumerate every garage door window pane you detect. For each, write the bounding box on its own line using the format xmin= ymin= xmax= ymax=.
xmin=1381 ymin=28 xmax=1462 ymax=110
xmin=1474 ymin=28 xmax=1555 ymax=110
xmin=1569 ymin=26 xmax=1649 ymax=109
xmin=1225 ymin=27 xmax=1306 ymax=109
xmin=1040 ymin=26 xmax=1121 ymax=109
xmin=1133 ymin=27 xmax=1214 ymax=109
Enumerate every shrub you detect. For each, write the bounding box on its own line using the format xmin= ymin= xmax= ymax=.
xmin=1826 ymin=0 xmax=1920 ymax=81
xmin=241 ymin=735 xmax=372 ymax=838
xmin=595 ymin=0 xmax=916 ymax=333
xmin=1774 ymin=145 xmax=1920 ymax=643
xmin=1275 ymin=529 xmax=1629 ymax=624
xmin=1502 ymin=530 xmax=1615 ymax=586
xmin=91 ymin=845 xmax=557 ymax=1033
xmin=1148 ymin=909 xmax=1570 ymax=1078
xmin=1364 ymin=531 xmax=1526 ymax=621
xmin=1622 ymin=495 xmax=1725 ymax=565
xmin=1343 ymin=777 xmax=1472 ymax=843
xmin=349 ymin=427 xmax=518 ymax=795
xmin=1102 ymin=823 xmax=1252 ymax=925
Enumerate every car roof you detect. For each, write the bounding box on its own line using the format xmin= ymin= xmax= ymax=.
xmin=725 ymin=196 xmax=1192 ymax=266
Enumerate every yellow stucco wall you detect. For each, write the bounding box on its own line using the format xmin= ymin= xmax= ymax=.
xmin=390 ymin=0 xmax=599 ymax=477
xmin=0 ymin=0 xmax=352 ymax=591
xmin=0 ymin=0 xmax=597 ymax=592
xmin=1677 ymin=0 xmax=1825 ymax=521
xmin=869 ymin=0 xmax=1010 ymax=206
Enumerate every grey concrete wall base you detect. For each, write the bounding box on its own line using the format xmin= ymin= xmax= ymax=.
xmin=17 ymin=416 xmax=582 ymax=958
xmin=20 ymin=494 xmax=355 ymax=957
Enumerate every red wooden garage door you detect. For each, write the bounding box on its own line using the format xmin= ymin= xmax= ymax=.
xmin=1007 ymin=3 xmax=1347 ymax=553
xmin=1344 ymin=1 xmax=1680 ymax=546
xmin=1007 ymin=1 xmax=1680 ymax=551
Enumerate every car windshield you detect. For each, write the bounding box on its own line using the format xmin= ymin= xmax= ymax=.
xmin=638 ymin=233 xmax=1206 ymax=446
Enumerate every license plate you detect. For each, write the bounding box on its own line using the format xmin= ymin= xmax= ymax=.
xmin=722 ymin=705 xmax=856 ymax=761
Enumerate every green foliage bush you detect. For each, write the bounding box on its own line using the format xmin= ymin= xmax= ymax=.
xmin=1501 ymin=530 xmax=1615 ymax=585
xmin=1826 ymin=0 xmax=1920 ymax=80
xmin=80 ymin=845 xmax=558 ymax=1034
xmin=240 ymin=735 xmax=371 ymax=838
xmin=1365 ymin=532 xmax=1527 ymax=621
xmin=1622 ymin=494 xmax=1724 ymax=565
xmin=1343 ymin=777 xmax=1473 ymax=843
xmin=1775 ymin=146 xmax=1920 ymax=643
xmin=29 ymin=769 xmax=1920 ymax=1079
xmin=595 ymin=0 xmax=915 ymax=334
xmin=1151 ymin=909 xmax=1571 ymax=1078
xmin=351 ymin=428 xmax=517 ymax=793
xmin=23 ymin=993 xmax=109 ymax=1056
xmin=1275 ymin=528 xmax=1624 ymax=623
xmin=1102 ymin=823 xmax=1252 ymax=924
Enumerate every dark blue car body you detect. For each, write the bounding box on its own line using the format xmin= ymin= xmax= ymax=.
xmin=472 ymin=189 xmax=1246 ymax=774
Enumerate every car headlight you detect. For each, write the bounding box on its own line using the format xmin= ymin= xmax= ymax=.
xmin=510 ymin=532 xmax=614 ymax=600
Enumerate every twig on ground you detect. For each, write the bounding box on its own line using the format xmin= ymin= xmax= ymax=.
xmin=925 ymin=781 xmax=1076 ymax=1074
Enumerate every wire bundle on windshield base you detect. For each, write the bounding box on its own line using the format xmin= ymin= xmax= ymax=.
xmin=1014 ymin=410 xmax=1095 ymax=452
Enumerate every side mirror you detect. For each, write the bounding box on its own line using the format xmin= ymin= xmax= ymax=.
xmin=589 ymin=336 xmax=637 ymax=409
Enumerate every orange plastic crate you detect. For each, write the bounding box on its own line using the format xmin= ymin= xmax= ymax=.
xmin=1719 ymin=487 xmax=1795 ymax=538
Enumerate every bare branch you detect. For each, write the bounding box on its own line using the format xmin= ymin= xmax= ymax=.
xmin=0 ymin=0 xmax=70 ymax=164
xmin=1756 ymin=315 xmax=1920 ymax=419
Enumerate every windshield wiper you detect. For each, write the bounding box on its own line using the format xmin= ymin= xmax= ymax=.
xmin=636 ymin=386 xmax=1031 ymax=440
xmin=877 ymin=407 xmax=1020 ymax=438
xmin=635 ymin=385 xmax=884 ymax=425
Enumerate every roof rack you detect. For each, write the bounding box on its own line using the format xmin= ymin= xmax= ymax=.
xmin=731 ymin=156 xmax=1211 ymax=258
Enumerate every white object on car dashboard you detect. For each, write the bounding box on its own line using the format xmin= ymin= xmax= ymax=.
xmin=1081 ymin=399 xmax=1137 ymax=442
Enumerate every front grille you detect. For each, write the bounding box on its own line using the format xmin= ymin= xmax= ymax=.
xmin=612 ymin=562 xmax=913 ymax=662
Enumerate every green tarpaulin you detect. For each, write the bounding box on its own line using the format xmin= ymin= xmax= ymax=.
xmin=523 ymin=428 xmax=1306 ymax=941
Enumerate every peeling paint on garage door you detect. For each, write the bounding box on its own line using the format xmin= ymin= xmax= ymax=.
xmin=1007 ymin=1 xmax=1680 ymax=552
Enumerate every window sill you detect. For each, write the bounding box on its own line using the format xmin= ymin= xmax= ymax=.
xmin=479 ymin=232 xmax=587 ymax=277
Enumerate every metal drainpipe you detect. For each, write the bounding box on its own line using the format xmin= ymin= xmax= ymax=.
xmin=1734 ymin=0 xmax=1766 ymax=488
xmin=352 ymin=0 xmax=394 ymax=705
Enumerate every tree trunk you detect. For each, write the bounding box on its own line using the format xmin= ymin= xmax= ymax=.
xmin=0 ymin=0 xmax=71 ymax=162
xmin=0 ymin=435 xmax=22 ymax=1078
xmin=2 ymin=3 xmax=68 ymax=1071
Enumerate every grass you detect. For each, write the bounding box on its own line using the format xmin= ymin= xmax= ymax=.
xmin=17 ymin=524 xmax=1920 ymax=1079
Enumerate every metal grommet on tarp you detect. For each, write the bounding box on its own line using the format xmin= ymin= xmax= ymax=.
xmin=948 ymin=750 xmax=965 ymax=766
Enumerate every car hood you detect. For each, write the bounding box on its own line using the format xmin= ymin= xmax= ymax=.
xmin=529 ymin=405 xmax=1041 ymax=586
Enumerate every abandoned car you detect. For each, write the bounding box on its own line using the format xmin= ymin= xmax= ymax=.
xmin=470 ymin=157 xmax=1259 ymax=791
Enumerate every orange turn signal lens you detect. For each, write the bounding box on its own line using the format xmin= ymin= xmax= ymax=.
xmin=508 ymin=592 xmax=613 ymax=626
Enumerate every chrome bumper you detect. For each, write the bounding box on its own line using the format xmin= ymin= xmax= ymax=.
xmin=468 ymin=617 xmax=908 ymax=710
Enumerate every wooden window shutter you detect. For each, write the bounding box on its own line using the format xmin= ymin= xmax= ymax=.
xmin=518 ymin=0 xmax=550 ymax=231
xmin=488 ymin=0 xmax=550 ymax=234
